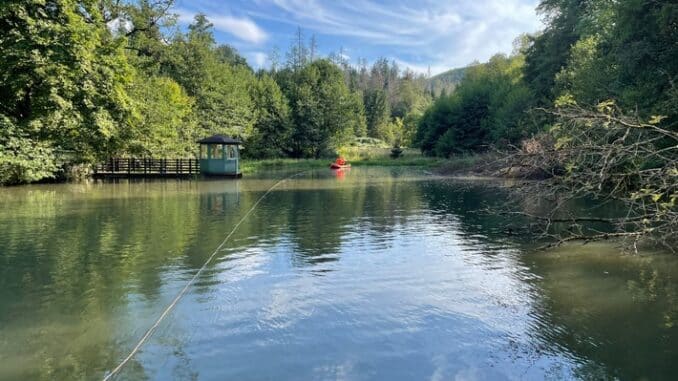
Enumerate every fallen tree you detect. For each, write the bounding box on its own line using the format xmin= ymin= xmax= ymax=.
xmin=503 ymin=98 xmax=677 ymax=252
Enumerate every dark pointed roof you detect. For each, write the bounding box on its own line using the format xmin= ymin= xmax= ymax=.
xmin=197 ymin=134 xmax=242 ymax=144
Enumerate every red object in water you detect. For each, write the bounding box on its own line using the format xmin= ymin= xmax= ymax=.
xmin=330 ymin=162 xmax=351 ymax=169
xmin=330 ymin=157 xmax=350 ymax=169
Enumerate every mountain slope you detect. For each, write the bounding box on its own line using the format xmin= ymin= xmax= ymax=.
xmin=428 ymin=67 xmax=467 ymax=96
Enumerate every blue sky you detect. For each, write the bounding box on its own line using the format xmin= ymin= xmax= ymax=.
xmin=173 ymin=0 xmax=543 ymax=75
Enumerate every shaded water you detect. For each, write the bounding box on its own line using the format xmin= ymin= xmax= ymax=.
xmin=0 ymin=168 xmax=676 ymax=380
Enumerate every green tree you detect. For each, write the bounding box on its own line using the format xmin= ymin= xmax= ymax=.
xmin=165 ymin=15 xmax=255 ymax=139
xmin=349 ymin=90 xmax=368 ymax=137
xmin=247 ymin=74 xmax=291 ymax=158
xmin=364 ymin=89 xmax=390 ymax=140
xmin=557 ymin=0 xmax=677 ymax=119
xmin=0 ymin=117 xmax=58 ymax=185
xmin=127 ymin=76 xmax=194 ymax=157
xmin=523 ymin=0 xmax=588 ymax=104
xmin=0 ymin=0 xmax=135 ymax=184
xmin=288 ymin=60 xmax=361 ymax=158
xmin=416 ymin=54 xmax=532 ymax=156
xmin=120 ymin=0 xmax=177 ymax=75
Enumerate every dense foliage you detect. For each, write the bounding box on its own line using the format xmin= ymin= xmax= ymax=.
xmin=3 ymin=0 xmax=676 ymax=189
xmin=0 ymin=1 xmax=433 ymax=184
xmin=416 ymin=54 xmax=533 ymax=156
xmin=1 ymin=0 xmax=135 ymax=184
xmin=416 ymin=0 xmax=677 ymax=157
xmin=410 ymin=0 xmax=677 ymax=247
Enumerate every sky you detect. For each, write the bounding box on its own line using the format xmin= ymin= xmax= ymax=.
xmin=173 ymin=0 xmax=544 ymax=75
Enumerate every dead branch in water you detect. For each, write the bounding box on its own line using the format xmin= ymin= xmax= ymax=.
xmin=495 ymin=100 xmax=677 ymax=252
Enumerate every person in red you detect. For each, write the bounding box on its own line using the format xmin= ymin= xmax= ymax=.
xmin=335 ymin=157 xmax=346 ymax=166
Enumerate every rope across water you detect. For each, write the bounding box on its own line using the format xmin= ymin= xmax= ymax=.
xmin=103 ymin=171 xmax=307 ymax=381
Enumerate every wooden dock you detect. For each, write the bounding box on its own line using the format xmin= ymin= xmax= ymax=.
xmin=93 ymin=158 xmax=199 ymax=178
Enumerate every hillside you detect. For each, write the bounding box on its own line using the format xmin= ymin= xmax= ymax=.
xmin=428 ymin=67 xmax=467 ymax=96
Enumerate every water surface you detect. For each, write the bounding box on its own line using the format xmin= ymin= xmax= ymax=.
xmin=0 ymin=168 xmax=676 ymax=380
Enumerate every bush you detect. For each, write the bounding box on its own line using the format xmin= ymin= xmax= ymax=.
xmin=0 ymin=118 xmax=59 ymax=185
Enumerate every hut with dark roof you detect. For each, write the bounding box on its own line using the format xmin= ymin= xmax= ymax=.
xmin=197 ymin=134 xmax=242 ymax=177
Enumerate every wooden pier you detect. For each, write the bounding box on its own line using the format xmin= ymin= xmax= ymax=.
xmin=93 ymin=158 xmax=199 ymax=179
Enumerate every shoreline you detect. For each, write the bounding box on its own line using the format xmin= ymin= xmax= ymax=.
xmin=0 ymin=152 xmax=547 ymax=187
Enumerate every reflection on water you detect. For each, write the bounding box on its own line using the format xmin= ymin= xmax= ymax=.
xmin=0 ymin=168 xmax=676 ymax=380
xmin=524 ymin=244 xmax=678 ymax=380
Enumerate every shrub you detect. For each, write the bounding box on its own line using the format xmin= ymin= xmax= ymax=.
xmin=0 ymin=118 xmax=59 ymax=185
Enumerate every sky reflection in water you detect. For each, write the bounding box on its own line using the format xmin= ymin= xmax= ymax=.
xmin=0 ymin=168 xmax=676 ymax=380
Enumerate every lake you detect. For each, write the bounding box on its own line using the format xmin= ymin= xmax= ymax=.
xmin=0 ymin=167 xmax=676 ymax=380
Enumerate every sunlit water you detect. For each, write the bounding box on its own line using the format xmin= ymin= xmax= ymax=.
xmin=0 ymin=167 xmax=676 ymax=380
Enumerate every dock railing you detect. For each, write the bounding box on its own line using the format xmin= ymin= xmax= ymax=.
xmin=93 ymin=158 xmax=199 ymax=178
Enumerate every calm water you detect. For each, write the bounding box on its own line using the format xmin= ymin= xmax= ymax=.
xmin=0 ymin=168 xmax=676 ymax=381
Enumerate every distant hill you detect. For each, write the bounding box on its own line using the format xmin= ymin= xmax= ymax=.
xmin=427 ymin=67 xmax=468 ymax=97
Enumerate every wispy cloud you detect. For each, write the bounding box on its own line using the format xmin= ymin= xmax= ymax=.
xmin=248 ymin=51 xmax=268 ymax=67
xmin=174 ymin=0 xmax=542 ymax=73
xmin=176 ymin=8 xmax=268 ymax=44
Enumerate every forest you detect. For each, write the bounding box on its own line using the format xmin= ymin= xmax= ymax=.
xmin=416 ymin=0 xmax=677 ymax=158
xmin=1 ymin=0 xmax=434 ymax=185
xmin=1 ymin=0 xmax=677 ymax=203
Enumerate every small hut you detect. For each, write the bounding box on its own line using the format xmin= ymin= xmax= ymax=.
xmin=197 ymin=134 xmax=242 ymax=177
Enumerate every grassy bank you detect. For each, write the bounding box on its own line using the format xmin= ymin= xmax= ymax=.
xmin=241 ymin=146 xmax=439 ymax=174
xmin=241 ymin=146 xmax=491 ymax=175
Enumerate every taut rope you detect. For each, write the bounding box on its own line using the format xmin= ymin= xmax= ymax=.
xmin=103 ymin=171 xmax=306 ymax=381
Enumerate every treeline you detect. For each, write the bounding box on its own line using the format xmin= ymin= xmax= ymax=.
xmin=415 ymin=0 xmax=677 ymax=157
xmin=4 ymin=0 xmax=675 ymax=186
xmin=413 ymin=0 xmax=677 ymax=248
xmin=254 ymin=30 xmax=432 ymax=158
xmin=0 ymin=0 xmax=431 ymax=184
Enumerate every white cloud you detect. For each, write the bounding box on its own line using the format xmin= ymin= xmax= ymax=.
xmin=250 ymin=51 xmax=268 ymax=68
xmin=177 ymin=8 xmax=268 ymax=44
xmin=175 ymin=0 xmax=543 ymax=71
xmin=248 ymin=0 xmax=540 ymax=69
xmin=393 ymin=59 xmax=450 ymax=76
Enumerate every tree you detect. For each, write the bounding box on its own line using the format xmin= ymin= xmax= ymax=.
xmin=247 ymin=74 xmax=291 ymax=158
xmin=286 ymin=27 xmax=309 ymax=71
xmin=127 ymin=76 xmax=194 ymax=157
xmin=509 ymin=100 xmax=678 ymax=250
xmin=364 ymin=89 xmax=390 ymax=140
xmin=0 ymin=116 xmax=58 ymax=185
xmin=523 ymin=0 xmax=588 ymax=104
xmin=415 ymin=54 xmax=532 ymax=156
xmin=287 ymin=60 xmax=362 ymax=158
xmin=165 ymin=15 xmax=256 ymax=139
xmin=349 ymin=91 xmax=368 ymax=137
xmin=119 ymin=0 xmax=176 ymax=75
xmin=0 ymin=0 xmax=135 ymax=181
